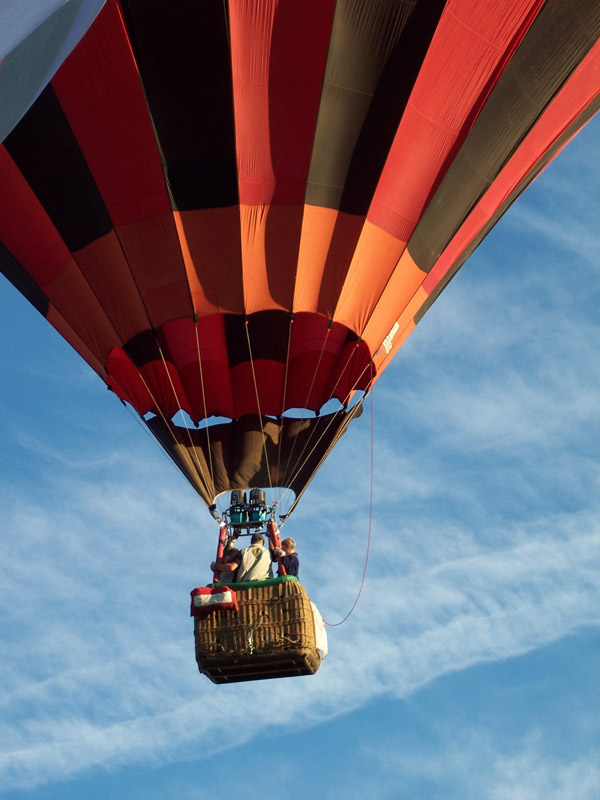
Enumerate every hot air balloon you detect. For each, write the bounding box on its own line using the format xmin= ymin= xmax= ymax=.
xmin=1 ymin=0 xmax=599 ymax=681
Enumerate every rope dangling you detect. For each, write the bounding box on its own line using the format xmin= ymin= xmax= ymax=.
xmin=322 ymin=388 xmax=375 ymax=627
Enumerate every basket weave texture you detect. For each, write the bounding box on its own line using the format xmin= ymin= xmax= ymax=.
xmin=195 ymin=579 xmax=321 ymax=683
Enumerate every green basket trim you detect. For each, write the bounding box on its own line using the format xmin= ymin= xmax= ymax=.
xmin=211 ymin=575 xmax=299 ymax=591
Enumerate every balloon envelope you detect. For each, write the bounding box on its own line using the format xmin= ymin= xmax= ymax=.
xmin=1 ymin=0 xmax=599 ymax=513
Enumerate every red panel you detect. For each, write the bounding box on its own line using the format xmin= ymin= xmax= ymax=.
xmin=51 ymin=2 xmax=193 ymax=338
xmin=368 ymin=0 xmax=543 ymax=240
xmin=51 ymin=0 xmax=171 ymax=227
xmin=229 ymin=0 xmax=335 ymax=207
xmin=178 ymin=361 xmax=235 ymax=421
xmin=106 ymin=347 xmax=154 ymax=415
xmin=0 ymin=147 xmax=71 ymax=285
xmin=47 ymin=304 xmax=107 ymax=379
xmin=285 ymin=313 xmax=349 ymax=410
xmin=138 ymin=360 xmax=191 ymax=420
xmin=285 ymin=351 xmax=341 ymax=410
xmin=325 ymin=341 xmax=373 ymax=405
xmin=107 ymin=350 xmax=192 ymax=420
xmin=162 ymin=316 xmax=234 ymax=420
xmin=44 ymin=257 xmax=122 ymax=361
xmin=231 ymin=360 xmax=285 ymax=418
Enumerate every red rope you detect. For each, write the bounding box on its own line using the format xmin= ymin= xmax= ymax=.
xmin=323 ymin=389 xmax=374 ymax=627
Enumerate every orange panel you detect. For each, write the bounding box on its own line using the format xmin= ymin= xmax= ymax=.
xmin=116 ymin=214 xmax=193 ymax=327
xmin=371 ymin=320 xmax=416 ymax=385
xmin=361 ymin=265 xmax=427 ymax=357
xmin=317 ymin=213 xmax=366 ymax=318
xmin=369 ymin=287 xmax=429 ymax=378
xmin=44 ymin=257 xmax=122 ymax=363
xmin=241 ymin=204 xmax=303 ymax=313
xmin=294 ymin=206 xmax=367 ymax=318
xmin=333 ymin=221 xmax=410 ymax=333
xmin=294 ymin=204 xmax=339 ymax=313
xmin=73 ymin=231 xmax=150 ymax=343
xmin=173 ymin=208 xmax=244 ymax=316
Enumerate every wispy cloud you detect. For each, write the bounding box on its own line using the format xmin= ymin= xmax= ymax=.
xmin=358 ymin=728 xmax=600 ymax=800
xmin=1 ymin=89 xmax=598 ymax=800
xmin=0 ymin=424 xmax=597 ymax=793
xmin=489 ymin=747 xmax=600 ymax=800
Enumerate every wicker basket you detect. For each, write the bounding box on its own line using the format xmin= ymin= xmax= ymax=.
xmin=194 ymin=578 xmax=321 ymax=683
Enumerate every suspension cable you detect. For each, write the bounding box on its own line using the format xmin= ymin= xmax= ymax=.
xmin=278 ymin=322 xmax=333 ymax=493
xmin=193 ymin=317 xmax=215 ymax=488
xmin=244 ymin=317 xmax=273 ymax=491
xmin=126 ymin=344 xmax=213 ymax=492
xmin=275 ymin=314 xmax=294 ymax=507
xmin=282 ymin=350 xmax=373 ymax=497
xmin=322 ymin=388 xmax=374 ymax=627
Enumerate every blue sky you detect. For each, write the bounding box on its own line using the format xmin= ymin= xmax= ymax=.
xmin=1 ymin=110 xmax=599 ymax=799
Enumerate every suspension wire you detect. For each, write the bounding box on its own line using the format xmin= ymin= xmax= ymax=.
xmin=122 ymin=399 xmax=179 ymax=465
xmin=254 ymin=348 xmax=374 ymax=522
xmin=275 ymin=314 xmax=294 ymax=508
xmin=283 ymin=355 xmax=373 ymax=496
xmin=302 ymin=323 xmax=332 ymax=409
xmin=154 ymin=340 xmax=214 ymax=479
xmin=128 ymin=347 xmax=213 ymax=493
xmin=86 ymin=146 xmax=211 ymax=496
xmin=282 ymin=397 xmax=363 ymax=521
xmin=322 ymin=387 xmax=374 ymax=627
xmin=119 ymin=399 xmax=210 ymax=504
xmin=280 ymin=337 xmax=372 ymax=500
xmin=221 ymin=0 xmax=231 ymax=43
xmin=244 ymin=317 xmax=273 ymax=491
xmin=278 ymin=323 xmax=334 ymax=495
xmin=193 ymin=317 xmax=215 ymax=489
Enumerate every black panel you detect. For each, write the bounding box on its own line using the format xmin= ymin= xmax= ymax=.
xmin=225 ymin=311 xmax=291 ymax=368
xmin=121 ymin=0 xmax=239 ymax=211
xmin=0 ymin=243 xmax=50 ymax=317
xmin=306 ymin=0 xmax=445 ymax=213
xmin=124 ymin=327 xmax=170 ymax=367
xmin=4 ymin=85 xmax=113 ymax=252
xmin=409 ymin=0 xmax=600 ymax=272
xmin=338 ymin=0 xmax=446 ymax=215
xmin=414 ymin=94 xmax=600 ymax=326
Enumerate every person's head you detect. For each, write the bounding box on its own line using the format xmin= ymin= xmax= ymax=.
xmin=281 ymin=537 xmax=295 ymax=554
xmin=250 ymin=533 xmax=264 ymax=546
xmin=224 ymin=546 xmax=239 ymax=560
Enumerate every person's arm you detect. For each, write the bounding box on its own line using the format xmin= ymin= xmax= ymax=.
xmin=210 ymin=560 xmax=238 ymax=572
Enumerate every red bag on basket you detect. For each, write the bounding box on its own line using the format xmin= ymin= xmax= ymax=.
xmin=190 ymin=586 xmax=238 ymax=616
